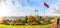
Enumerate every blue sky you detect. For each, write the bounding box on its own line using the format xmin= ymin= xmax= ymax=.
xmin=0 ymin=0 xmax=60 ymax=16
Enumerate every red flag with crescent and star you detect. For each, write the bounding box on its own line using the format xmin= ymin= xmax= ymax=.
xmin=44 ymin=2 xmax=49 ymax=8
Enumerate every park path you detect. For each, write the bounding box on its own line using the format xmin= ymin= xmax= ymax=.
xmin=51 ymin=19 xmax=57 ymax=28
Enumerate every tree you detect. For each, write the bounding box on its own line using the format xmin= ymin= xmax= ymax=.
xmin=0 ymin=16 xmax=7 ymax=24
xmin=9 ymin=19 xmax=15 ymax=25
xmin=36 ymin=16 xmax=43 ymax=24
xmin=27 ymin=15 xmax=39 ymax=25
xmin=43 ymin=16 xmax=51 ymax=24
xmin=25 ymin=16 xmax=28 ymax=23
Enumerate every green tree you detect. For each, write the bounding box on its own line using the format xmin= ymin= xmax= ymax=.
xmin=36 ymin=16 xmax=43 ymax=24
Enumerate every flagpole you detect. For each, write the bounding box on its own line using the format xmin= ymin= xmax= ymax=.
xmin=44 ymin=2 xmax=49 ymax=17
xmin=44 ymin=7 xmax=45 ymax=17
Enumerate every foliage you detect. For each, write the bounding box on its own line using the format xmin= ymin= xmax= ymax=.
xmin=27 ymin=15 xmax=39 ymax=25
xmin=36 ymin=16 xmax=43 ymax=24
xmin=2 ymin=16 xmax=56 ymax=25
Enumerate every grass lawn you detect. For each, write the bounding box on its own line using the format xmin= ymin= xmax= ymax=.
xmin=0 ymin=24 xmax=52 ymax=28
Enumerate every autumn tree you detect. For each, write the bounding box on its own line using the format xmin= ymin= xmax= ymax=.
xmin=43 ymin=16 xmax=51 ymax=24
xmin=0 ymin=16 xmax=7 ymax=24
xmin=27 ymin=15 xmax=39 ymax=25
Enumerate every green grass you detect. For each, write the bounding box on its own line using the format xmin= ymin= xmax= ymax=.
xmin=0 ymin=24 xmax=52 ymax=28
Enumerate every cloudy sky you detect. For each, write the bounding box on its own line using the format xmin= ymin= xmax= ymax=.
xmin=0 ymin=0 xmax=60 ymax=16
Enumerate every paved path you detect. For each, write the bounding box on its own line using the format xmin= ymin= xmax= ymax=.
xmin=51 ymin=19 xmax=57 ymax=28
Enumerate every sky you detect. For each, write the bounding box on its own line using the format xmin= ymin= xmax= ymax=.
xmin=0 ymin=0 xmax=60 ymax=16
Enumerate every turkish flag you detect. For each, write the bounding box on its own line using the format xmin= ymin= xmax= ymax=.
xmin=44 ymin=2 xmax=49 ymax=8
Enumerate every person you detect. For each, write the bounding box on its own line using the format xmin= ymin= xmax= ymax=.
xmin=57 ymin=18 xmax=59 ymax=26
xmin=57 ymin=17 xmax=60 ymax=28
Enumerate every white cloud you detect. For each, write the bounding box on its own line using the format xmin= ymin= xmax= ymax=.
xmin=47 ymin=3 xmax=60 ymax=16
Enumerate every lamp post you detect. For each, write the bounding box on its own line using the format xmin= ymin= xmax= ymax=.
xmin=35 ymin=10 xmax=38 ymax=16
